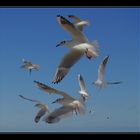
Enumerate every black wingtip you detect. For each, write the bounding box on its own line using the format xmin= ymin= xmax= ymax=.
xmin=34 ymin=80 xmax=38 ymax=83
xmin=57 ymin=15 xmax=61 ymax=17
xmin=52 ymin=80 xmax=58 ymax=84
xmin=19 ymin=94 xmax=23 ymax=98
xmin=68 ymin=15 xmax=74 ymax=18
xmin=106 ymin=55 xmax=109 ymax=59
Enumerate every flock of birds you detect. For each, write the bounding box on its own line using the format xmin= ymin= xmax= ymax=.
xmin=19 ymin=15 xmax=122 ymax=124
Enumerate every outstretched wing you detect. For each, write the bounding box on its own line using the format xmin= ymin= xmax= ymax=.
xmin=34 ymin=108 xmax=47 ymax=123
xmin=98 ymin=55 xmax=109 ymax=81
xmin=34 ymin=81 xmax=75 ymax=100
xmin=78 ymin=74 xmax=86 ymax=91
xmin=19 ymin=95 xmax=41 ymax=103
xmin=19 ymin=95 xmax=49 ymax=123
xmin=107 ymin=81 xmax=122 ymax=85
xmin=43 ymin=106 xmax=74 ymax=124
xmin=52 ymin=48 xmax=84 ymax=84
xmin=57 ymin=15 xmax=88 ymax=42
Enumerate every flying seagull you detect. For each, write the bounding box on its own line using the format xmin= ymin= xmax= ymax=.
xmin=92 ymin=55 xmax=122 ymax=88
xmin=20 ymin=59 xmax=40 ymax=75
xmin=19 ymin=95 xmax=49 ymax=123
xmin=52 ymin=15 xmax=99 ymax=84
xmin=78 ymin=74 xmax=89 ymax=101
xmin=34 ymin=80 xmax=87 ymax=123
xmin=56 ymin=15 xmax=90 ymax=48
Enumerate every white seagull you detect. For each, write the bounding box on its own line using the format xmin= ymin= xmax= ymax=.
xmin=20 ymin=59 xmax=40 ymax=75
xmin=19 ymin=95 xmax=49 ymax=123
xmin=52 ymin=15 xmax=99 ymax=84
xmin=34 ymin=80 xmax=87 ymax=123
xmin=78 ymin=74 xmax=89 ymax=101
xmin=92 ymin=55 xmax=122 ymax=88
xmin=56 ymin=15 xmax=90 ymax=48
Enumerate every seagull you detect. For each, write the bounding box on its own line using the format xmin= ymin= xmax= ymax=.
xmin=78 ymin=74 xmax=89 ymax=101
xmin=56 ymin=15 xmax=88 ymax=43
xmin=92 ymin=55 xmax=122 ymax=88
xmin=20 ymin=59 xmax=40 ymax=75
xmin=56 ymin=15 xmax=90 ymax=48
xmin=34 ymin=80 xmax=87 ymax=123
xmin=19 ymin=95 xmax=49 ymax=123
xmin=52 ymin=15 xmax=99 ymax=84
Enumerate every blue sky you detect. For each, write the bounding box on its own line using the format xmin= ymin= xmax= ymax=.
xmin=0 ymin=8 xmax=139 ymax=132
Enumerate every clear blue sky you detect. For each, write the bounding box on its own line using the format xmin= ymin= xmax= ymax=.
xmin=0 ymin=8 xmax=139 ymax=132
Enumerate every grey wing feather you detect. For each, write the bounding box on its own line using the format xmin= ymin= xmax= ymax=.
xmin=19 ymin=95 xmax=40 ymax=103
xmin=52 ymin=49 xmax=84 ymax=84
xmin=34 ymin=81 xmax=74 ymax=100
xmin=78 ymin=74 xmax=86 ymax=91
xmin=43 ymin=106 xmax=73 ymax=123
xmin=57 ymin=16 xmax=87 ymax=42
xmin=34 ymin=108 xmax=47 ymax=123
xmin=98 ymin=56 xmax=109 ymax=81
xmin=107 ymin=81 xmax=122 ymax=85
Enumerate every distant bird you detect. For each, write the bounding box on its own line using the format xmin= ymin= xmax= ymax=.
xmin=34 ymin=80 xmax=87 ymax=123
xmin=19 ymin=95 xmax=49 ymax=123
xmin=20 ymin=59 xmax=40 ymax=75
xmin=92 ymin=56 xmax=122 ymax=88
xmin=107 ymin=117 xmax=110 ymax=119
xmin=78 ymin=74 xmax=89 ymax=101
xmin=52 ymin=15 xmax=99 ymax=84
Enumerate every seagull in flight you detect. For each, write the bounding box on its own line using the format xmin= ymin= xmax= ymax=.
xmin=56 ymin=15 xmax=90 ymax=48
xmin=52 ymin=15 xmax=99 ymax=84
xmin=34 ymin=80 xmax=87 ymax=123
xmin=92 ymin=55 xmax=122 ymax=88
xmin=78 ymin=74 xmax=89 ymax=101
xmin=19 ymin=95 xmax=49 ymax=123
xmin=20 ymin=58 xmax=40 ymax=75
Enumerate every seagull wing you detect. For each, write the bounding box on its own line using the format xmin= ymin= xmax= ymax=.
xmin=34 ymin=81 xmax=75 ymax=100
xmin=68 ymin=15 xmax=90 ymax=31
xmin=43 ymin=106 xmax=74 ymax=124
xmin=20 ymin=64 xmax=27 ymax=69
xmin=78 ymin=74 xmax=86 ymax=91
xmin=22 ymin=58 xmax=33 ymax=65
xmin=57 ymin=15 xmax=88 ymax=42
xmin=68 ymin=15 xmax=83 ymax=31
xmin=52 ymin=48 xmax=84 ymax=84
xmin=19 ymin=95 xmax=41 ymax=103
xmin=34 ymin=104 xmax=48 ymax=123
xmin=75 ymin=21 xmax=90 ymax=31
xmin=68 ymin=15 xmax=82 ymax=23
xmin=98 ymin=55 xmax=109 ymax=81
xmin=107 ymin=81 xmax=123 ymax=85
xmin=22 ymin=58 xmax=31 ymax=64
